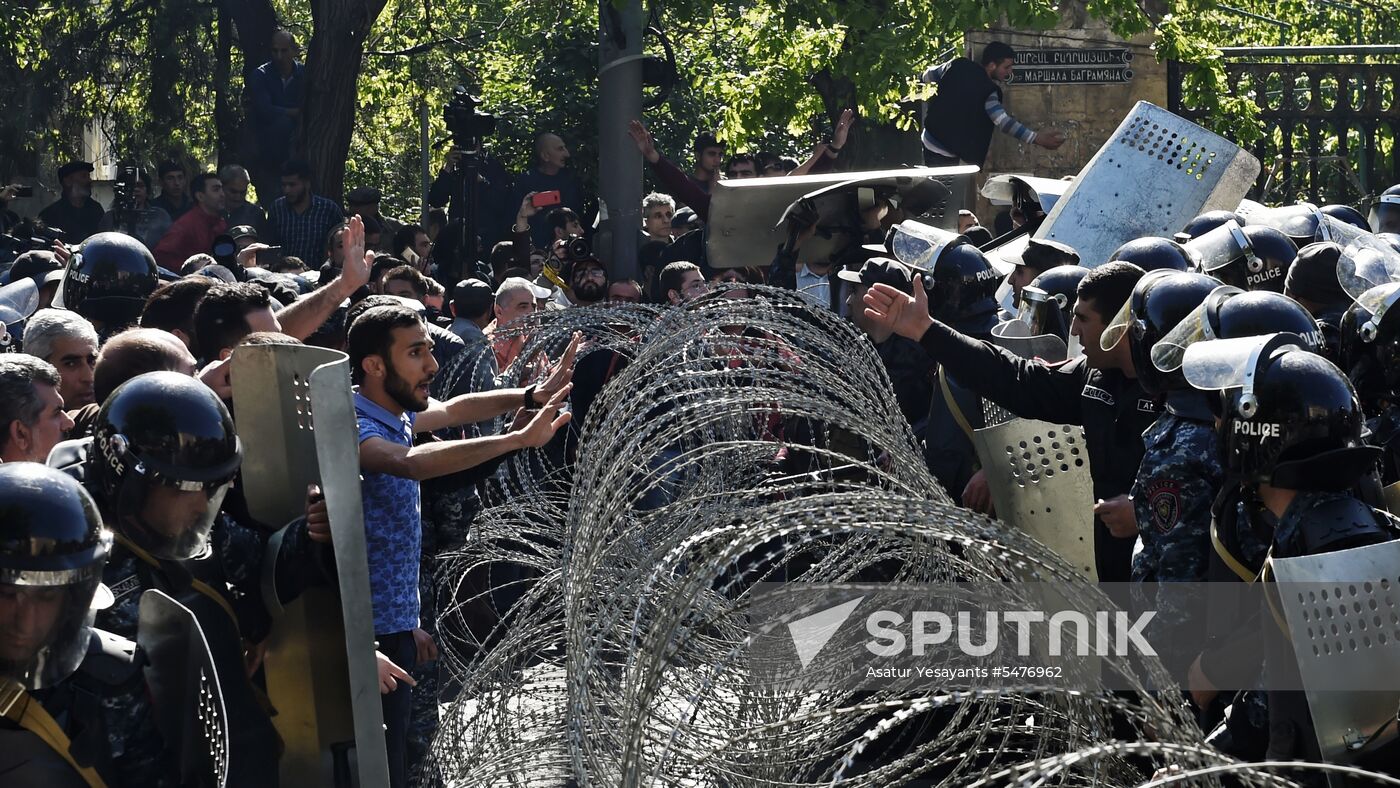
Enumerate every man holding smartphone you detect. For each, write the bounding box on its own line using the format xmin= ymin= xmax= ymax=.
xmin=512 ymin=132 xmax=584 ymax=248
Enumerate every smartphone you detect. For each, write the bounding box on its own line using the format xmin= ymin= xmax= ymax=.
xmin=531 ymin=190 xmax=562 ymax=209
xmin=256 ymin=245 xmax=285 ymax=267
xmin=11 ymin=186 xmax=33 ymax=198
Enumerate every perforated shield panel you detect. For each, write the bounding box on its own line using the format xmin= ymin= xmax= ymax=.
xmin=971 ymin=420 xmax=1097 ymax=579
xmin=1033 ymin=102 xmax=1261 ymax=268
xmin=1271 ymin=540 xmax=1400 ymax=764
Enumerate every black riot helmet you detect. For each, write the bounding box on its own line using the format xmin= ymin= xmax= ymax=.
xmin=1180 ymin=210 xmax=1243 ymax=240
xmin=1284 ymin=241 xmax=1351 ymax=309
xmin=59 ymin=232 xmax=159 ymax=329
xmin=1339 ymin=281 xmax=1400 ymax=412
xmin=1151 ymin=286 xmax=1323 ymax=375
xmin=0 ymin=463 xmax=112 ymax=689
xmin=1321 ymin=204 xmax=1371 ymax=232
xmin=1247 ymin=203 xmax=1335 ymax=248
xmin=1018 ymin=265 xmax=1088 ymax=342
xmin=1370 ymin=184 xmax=1400 ymax=236
xmin=91 ymin=371 xmax=242 ymax=560
xmin=888 ymin=221 xmax=1000 ymax=333
xmin=1108 ymin=236 xmax=1193 ymax=273
xmin=1188 ymin=221 xmax=1296 ymax=293
xmin=1101 ymin=270 xmax=1219 ymax=396
xmin=1183 ymin=334 xmax=1380 ymax=490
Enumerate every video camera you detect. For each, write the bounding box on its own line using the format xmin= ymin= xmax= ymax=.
xmin=444 ymin=87 xmax=496 ymax=152
xmin=112 ymin=162 xmax=143 ymax=213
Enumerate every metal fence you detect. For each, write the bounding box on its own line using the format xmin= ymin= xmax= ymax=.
xmin=1169 ymin=47 xmax=1400 ymax=206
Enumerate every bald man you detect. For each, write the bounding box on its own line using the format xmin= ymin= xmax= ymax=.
xmin=512 ymin=131 xmax=584 ymax=248
xmin=65 ymin=328 xmax=199 ymax=439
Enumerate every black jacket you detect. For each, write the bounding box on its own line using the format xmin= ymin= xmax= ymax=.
xmin=917 ymin=320 xmax=1159 ymax=580
xmin=923 ymin=58 xmax=1001 ymax=166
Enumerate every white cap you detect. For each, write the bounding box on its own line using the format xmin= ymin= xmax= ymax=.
xmin=497 ymin=276 xmax=552 ymax=300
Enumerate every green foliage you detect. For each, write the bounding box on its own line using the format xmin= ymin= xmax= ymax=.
xmin=3 ymin=0 xmax=1398 ymax=211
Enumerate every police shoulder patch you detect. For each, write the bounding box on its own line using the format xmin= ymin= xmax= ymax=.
xmin=1146 ymin=479 xmax=1182 ymax=533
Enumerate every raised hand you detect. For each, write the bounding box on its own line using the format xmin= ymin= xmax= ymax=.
xmin=627 ymin=120 xmax=661 ymax=164
xmin=863 ymin=275 xmax=934 ymax=341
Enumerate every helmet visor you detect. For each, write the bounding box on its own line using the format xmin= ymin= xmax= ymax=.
xmin=1352 ymin=282 xmax=1400 ymax=344
xmin=1370 ymin=194 xmax=1400 ymax=235
xmin=1151 ymin=286 xmax=1242 ymax=372
xmin=120 ymin=478 xmax=233 ymax=561
xmin=990 ymin=318 xmax=1068 ymax=362
xmin=1181 ymin=333 xmax=1305 ymax=419
xmin=1337 ymin=236 xmax=1400 ymax=302
xmin=0 ymin=570 xmax=103 ymax=690
xmin=1187 ymin=220 xmax=1251 ymax=273
xmin=1100 ymin=295 xmax=1137 ymax=352
xmin=1248 ymin=203 xmax=1323 ymax=240
xmin=890 ymin=220 xmax=959 ymax=273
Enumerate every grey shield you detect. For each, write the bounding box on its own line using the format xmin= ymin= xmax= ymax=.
xmin=230 ymin=344 xmax=389 ymax=788
xmin=706 ymin=166 xmax=978 ymax=269
xmin=1271 ymin=540 xmax=1400 ymax=769
xmin=1032 ymin=102 xmax=1261 ymax=269
xmin=138 ymin=589 xmax=229 ymax=788
xmin=970 ymin=419 xmax=1097 ymax=580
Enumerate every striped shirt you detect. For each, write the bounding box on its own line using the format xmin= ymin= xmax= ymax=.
xmin=919 ymin=62 xmax=1037 ymax=158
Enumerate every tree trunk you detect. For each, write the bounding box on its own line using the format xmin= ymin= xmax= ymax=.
xmin=299 ymin=0 xmax=388 ymax=203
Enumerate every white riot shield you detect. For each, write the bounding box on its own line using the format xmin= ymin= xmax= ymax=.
xmin=706 ymin=166 xmax=979 ymax=269
xmin=1033 ymin=102 xmax=1261 ymax=268
xmin=971 ymin=419 xmax=1097 ymax=580
xmin=230 ymin=345 xmax=389 ymax=787
xmin=1271 ymin=540 xmax=1400 ymax=768
xmin=980 ymin=173 xmax=1073 ymax=215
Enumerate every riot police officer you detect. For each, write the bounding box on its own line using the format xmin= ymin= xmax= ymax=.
xmin=1339 ymin=280 xmax=1400 ymax=485
xmin=863 ymin=260 xmax=1153 ymax=581
xmin=1182 ymin=334 xmax=1397 ymax=765
xmin=49 ymin=371 xmax=330 ymax=786
xmin=1285 ymin=242 xmax=1352 ymax=363
xmin=0 ymin=462 xmax=172 ymax=786
xmin=1100 ymin=269 xmax=1221 ymax=673
xmin=56 ymin=232 xmax=160 ymax=339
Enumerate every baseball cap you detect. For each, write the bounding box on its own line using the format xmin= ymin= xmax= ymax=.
xmin=56 ymin=160 xmax=94 ymax=180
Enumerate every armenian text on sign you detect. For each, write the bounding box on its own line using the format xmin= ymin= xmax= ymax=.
xmin=1010 ymin=49 xmax=1135 ymax=84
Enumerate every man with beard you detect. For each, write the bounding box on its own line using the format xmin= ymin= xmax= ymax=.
xmin=563 ymin=257 xmax=608 ymax=306
xmin=349 ymin=304 xmax=578 ymax=788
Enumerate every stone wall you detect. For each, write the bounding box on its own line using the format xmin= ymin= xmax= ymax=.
xmin=965 ymin=9 xmax=1166 ymax=222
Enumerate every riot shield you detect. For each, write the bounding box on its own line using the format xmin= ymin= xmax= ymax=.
xmin=138 ymin=589 xmax=229 ymax=788
xmin=1271 ymin=540 xmax=1400 ymax=771
xmin=1032 ymin=101 xmax=1261 ymax=269
xmin=980 ymin=173 xmax=1072 ymax=216
xmin=230 ymin=345 xmax=389 ymax=787
xmin=707 ymin=166 xmax=978 ymax=269
xmin=990 ymin=318 xmax=1068 ymax=363
xmin=970 ymin=419 xmax=1097 ymax=580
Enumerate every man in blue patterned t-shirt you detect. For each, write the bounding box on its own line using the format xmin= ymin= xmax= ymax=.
xmin=350 ymin=303 xmax=577 ymax=788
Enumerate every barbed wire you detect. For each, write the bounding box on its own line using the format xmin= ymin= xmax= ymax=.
xmin=425 ymin=290 xmax=1400 ymax=787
